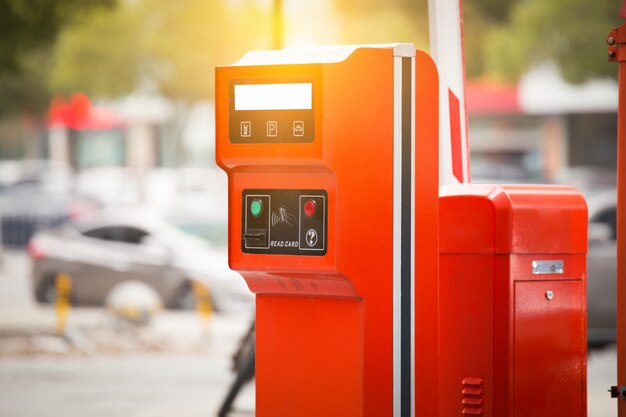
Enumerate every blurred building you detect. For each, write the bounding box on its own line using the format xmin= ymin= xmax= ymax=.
xmin=46 ymin=92 xmax=177 ymax=171
xmin=0 ymin=65 xmax=619 ymax=186
xmin=0 ymin=91 xmax=216 ymax=172
xmin=0 ymin=92 xmax=226 ymax=248
xmin=468 ymin=64 xmax=618 ymax=185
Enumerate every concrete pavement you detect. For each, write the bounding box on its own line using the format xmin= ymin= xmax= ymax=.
xmin=0 ymin=354 xmax=255 ymax=417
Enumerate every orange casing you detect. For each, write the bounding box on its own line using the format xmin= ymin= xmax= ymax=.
xmin=439 ymin=184 xmax=588 ymax=417
xmin=216 ymin=46 xmax=439 ymax=417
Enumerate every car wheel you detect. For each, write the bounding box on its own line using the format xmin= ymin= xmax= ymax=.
xmin=172 ymin=281 xmax=220 ymax=312
xmin=35 ymin=275 xmax=58 ymax=304
xmin=173 ymin=282 xmax=197 ymax=310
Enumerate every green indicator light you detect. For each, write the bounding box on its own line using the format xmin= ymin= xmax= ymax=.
xmin=250 ymin=199 xmax=263 ymax=217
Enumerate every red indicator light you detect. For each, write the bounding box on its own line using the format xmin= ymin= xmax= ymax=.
xmin=304 ymin=199 xmax=317 ymax=217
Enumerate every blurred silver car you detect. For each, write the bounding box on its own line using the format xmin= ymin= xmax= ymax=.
xmin=587 ymin=189 xmax=617 ymax=346
xmin=0 ymin=159 xmax=98 ymax=248
xmin=28 ymin=209 xmax=252 ymax=311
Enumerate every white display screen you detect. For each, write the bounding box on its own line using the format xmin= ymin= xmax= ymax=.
xmin=234 ymin=83 xmax=312 ymax=111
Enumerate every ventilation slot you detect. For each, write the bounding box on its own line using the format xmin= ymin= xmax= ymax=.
xmin=461 ymin=377 xmax=484 ymax=415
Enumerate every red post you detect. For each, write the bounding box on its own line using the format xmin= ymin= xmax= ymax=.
xmin=620 ymin=60 xmax=626 ymax=417
xmin=608 ymin=16 xmax=626 ymax=416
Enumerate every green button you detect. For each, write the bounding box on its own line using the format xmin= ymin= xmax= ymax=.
xmin=250 ymin=199 xmax=263 ymax=217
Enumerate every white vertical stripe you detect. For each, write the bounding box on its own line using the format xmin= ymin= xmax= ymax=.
xmin=392 ymin=54 xmax=403 ymax=417
xmin=410 ymin=55 xmax=416 ymax=417
xmin=440 ymin=87 xmax=456 ymax=186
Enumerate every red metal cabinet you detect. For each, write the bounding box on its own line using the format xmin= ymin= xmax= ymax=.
xmin=439 ymin=184 xmax=588 ymax=417
xmin=514 ymin=280 xmax=585 ymax=417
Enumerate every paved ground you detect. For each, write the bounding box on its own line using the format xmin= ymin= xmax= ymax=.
xmin=0 ymin=251 xmax=255 ymax=417
xmin=0 ymin=251 xmax=619 ymax=416
xmin=589 ymin=345 xmax=618 ymax=417
xmin=0 ymin=354 xmax=255 ymax=417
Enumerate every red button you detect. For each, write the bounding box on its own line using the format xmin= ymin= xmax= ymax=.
xmin=304 ymin=199 xmax=317 ymax=217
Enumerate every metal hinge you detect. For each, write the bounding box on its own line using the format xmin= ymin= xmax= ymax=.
xmin=610 ymin=386 xmax=626 ymax=398
xmin=608 ymin=24 xmax=626 ymax=62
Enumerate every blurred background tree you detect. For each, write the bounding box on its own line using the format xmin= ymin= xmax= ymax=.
xmin=50 ymin=0 xmax=271 ymax=101
xmin=483 ymin=0 xmax=620 ymax=83
xmin=0 ymin=0 xmax=116 ymax=116
xmin=334 ymin=0 xmax=429 ymax=47
xmin=337 ymin=0 xmax=621 ymax=82
xmin=0 ymin=0 xmax=623 ymax=119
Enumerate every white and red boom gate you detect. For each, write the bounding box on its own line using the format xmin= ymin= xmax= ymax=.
xmin=428 ymin=0 xmax=470 ymax=185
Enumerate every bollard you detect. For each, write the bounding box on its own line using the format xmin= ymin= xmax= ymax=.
xmin=55 ymin=272 xmax=72 ymax=336
xmin=192 ymin=280 xmax=213 ymax=334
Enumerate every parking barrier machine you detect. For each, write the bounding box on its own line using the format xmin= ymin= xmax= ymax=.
xmin=439 ymin=184 xmax=588 ymax=417
xmin=216 ymin=44 xmax=439 ymax=417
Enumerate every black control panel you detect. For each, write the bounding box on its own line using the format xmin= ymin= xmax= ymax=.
xmin=242 ymin=189 xmax=327 ymax=256
xmin=228 ymin=78 xmax=315 ymax=144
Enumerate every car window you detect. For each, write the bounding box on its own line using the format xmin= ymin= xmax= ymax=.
xmin=82 ymin=226 xmax=149 ymax=244
xmin=591 ymin=208 xmax=617 ymax=240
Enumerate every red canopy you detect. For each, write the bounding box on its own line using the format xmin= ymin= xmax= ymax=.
xmin=47 ymin=93 xmax=123 ymax=130
xmin=465 ymin=80 xmax=520 ymax=116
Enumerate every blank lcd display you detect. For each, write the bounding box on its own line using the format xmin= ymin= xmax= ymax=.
xmin=234 ymin=83 xmax=312 ymax=111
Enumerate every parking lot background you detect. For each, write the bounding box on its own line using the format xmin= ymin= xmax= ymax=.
xmin=0 ymin=251 xmax=255 ymax=417
xmin=0 ymin=250 xmax=617 ymax=416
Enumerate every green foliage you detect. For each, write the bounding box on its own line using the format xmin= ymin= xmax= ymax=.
xmin=469 ymin=0 xmax=513 ymax=24
xmin=50 ymin=0 xmax=271 ymax=100
xmin=483 ymin=0 xmax=621 ymax=83
xmin=0 ymin=0 xmax=115 ymax=75
xmin=0 ymin=0 xmax=115 ymax=117
xmin=338 ymin=0 xmax=622 ymax=83
xmin=0 ymin=50 xmax=52 ymax=116
xmin=144 ymin=0 xmax=271 ymax=99
xmin=50 ymin=5 xmax=144 ymax=97
xmin=335 ymin=0 xmax=427 ymax=15
xmin=335 ymin=6 xmax=429 ymax=49
xmin=2 ymin=0 xmax=623 ymax=119
xmin=464 ymin=1 xmax=498 ymax=78
xmin=334 ymin=0 xmax=513 ymax=78
xmin=333 ymin=0 xmax=428 ymax=47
